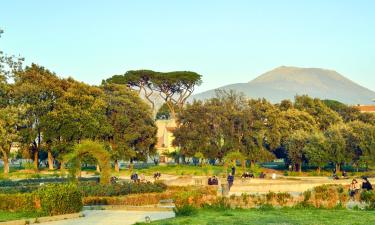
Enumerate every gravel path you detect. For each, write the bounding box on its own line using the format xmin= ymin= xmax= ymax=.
xmin=41 ymin=210 xmax=175 ymax=225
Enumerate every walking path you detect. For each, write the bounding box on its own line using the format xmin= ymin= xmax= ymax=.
xmin=41 ymin=210 xmax=174 ymax=225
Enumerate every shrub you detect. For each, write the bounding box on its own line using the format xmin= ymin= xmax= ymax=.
xmin=309 ymin=184 xmax=348 ymax=208
xmin=173 ymin=204 xmax=198 ymax=217
xmin=83 ymin=192 xmax=174 ymax=206
xmin=79 ymin=182 xmax=167 ymax=197
xmin=0 ymin=186 xmax=40 ymax=194
xmin=38 ymin=183 xmax=83 ymax=216
xmin=0 ymin=193 xmax=37 ymax=212
xmin=360 ymin=190 xmax=375 ymax=209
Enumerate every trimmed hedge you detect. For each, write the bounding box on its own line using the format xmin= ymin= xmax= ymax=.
xmin=0 ymin=193 xmax=37 ymax=212
xmin=38 ymin=183 xmax=83 ymax=216
xmin=0 ymin=177 xmax=99 ymax=187
xmin=0 ymin=183 xmax=83 ymax=216
xmin=79 ymin=182 xmax=167 ymax=197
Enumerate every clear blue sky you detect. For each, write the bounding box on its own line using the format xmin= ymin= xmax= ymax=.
xmin=1 ymin=0 xmax=375 ymax=93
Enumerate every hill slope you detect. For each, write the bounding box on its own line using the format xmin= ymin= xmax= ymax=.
xmin=192 ymin=66 xmax=375 ymax=104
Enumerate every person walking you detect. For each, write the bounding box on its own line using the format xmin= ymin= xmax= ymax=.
xmin=227 ymin=173 xmax=234 ymax=190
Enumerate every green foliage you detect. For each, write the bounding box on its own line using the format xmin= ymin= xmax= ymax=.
xmin=102 ymin=84 xmax=157 ymax=163
xmin=360 ymin=191 xmax=375 ymax=209
xmin=0 ymin=193 xmax=36 ymax=212
xmin=303 ymin=132 xmax=329 ymax=171
xmin=173 ymin=204 xmax=198 ymax=217
xmin=38 ymin=183 xmax=82 ymax=216
xmin=64 ymin=140 xmax=111 ymax=184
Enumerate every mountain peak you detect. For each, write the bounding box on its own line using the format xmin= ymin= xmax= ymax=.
xmin=193 ymin=66 xmax=375 ymax=105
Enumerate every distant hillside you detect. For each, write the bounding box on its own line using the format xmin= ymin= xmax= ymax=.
xmin=192 ymin=66 xmax=375 ymax=105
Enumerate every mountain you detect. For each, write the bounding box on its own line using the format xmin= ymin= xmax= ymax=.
xmin=192 ymin=66 xmax=375 ymax=105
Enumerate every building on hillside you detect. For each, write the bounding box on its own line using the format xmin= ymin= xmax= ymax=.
xmin=155 ymin=119 xmax=177 ymax=163
xmin=356 ymin=105 xmax=375 ymax=113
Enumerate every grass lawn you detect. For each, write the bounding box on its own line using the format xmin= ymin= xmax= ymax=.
xmin=138 ymin=208 xmax=375 ymax=225
xmin=0 ymin=211 xmax=42 ymax=222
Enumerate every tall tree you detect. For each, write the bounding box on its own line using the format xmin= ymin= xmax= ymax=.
xmin=42 ymin=78 xmax=108 ymax=170
xmin=285 ymin=130 xmax=309 ymax=173
xmin=101 ymin=84 xmax=157 ymax=172
xmin=325 ymin=124 xmax=349 ymax=172
xmin=294 ymin=95 xmax=342 ymax=130
xmin=303 ymin=132 xmax=329 ymax=174
xmin=104 ymin=70 xmax=158 ymax=112
xmin=13 ymin=64 xmax=63 ymax=170
xmin=0 ymin=107 xmax=20 ymax=174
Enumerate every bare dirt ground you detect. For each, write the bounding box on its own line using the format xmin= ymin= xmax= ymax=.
xmin=116 ymin=173 xmax=374 ymax=195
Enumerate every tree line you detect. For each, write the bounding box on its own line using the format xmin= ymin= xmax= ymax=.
xmin=0 ymin=29 xmax=203 ymax=175
xmin=173 ymin=91 xmax=375 ymax=173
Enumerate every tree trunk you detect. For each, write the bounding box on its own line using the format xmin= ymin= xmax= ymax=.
xmin=34 ymin=149 xmax=39 ymax=171
xmin=241 ymin=159 xmax=246 ymax=171
xmin=317 ymin=166 xmax=321 ymax=175
xmin=296 ymin=163 xmax=302 ymax=173
xmin=96 ymin=164 xmax=101 ymax=172
xmin=114 ymin=160 xmax=120 ymax=173
xmin=60 ymin=161 xmax=65 ymax=176
xmin=2 ymin=152 xmax=9 ymax=174
xmin=48 ymin=148 xmax=54 ymax=170
xmin=250 ymin=160 xmax=255 ymax=168
xmin=335 ymin=163 xmax=340 ymax=173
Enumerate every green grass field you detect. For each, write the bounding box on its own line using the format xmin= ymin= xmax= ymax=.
xmin=0 ymin=211 xmax=42 ymax=222
xmin=138 ymin=208 xmax=375 ymax=225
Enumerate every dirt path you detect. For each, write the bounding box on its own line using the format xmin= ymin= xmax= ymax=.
xmin=41 ymin=210 xmax=174 ymax=225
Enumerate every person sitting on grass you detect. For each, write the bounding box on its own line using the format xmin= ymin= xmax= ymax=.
xmin=349 ymin=178 xmax=360 ymax=200
xmin=208 ymin=176 xmax=219 ymax=185
xmin=153 ymin=171 xmax=161 ymax=180
xmin=131 ymin=172 xmax=139 ymax=183
xmin=332 ymin=171 xmax=339 ymax=180
xmin=241 ymin=172 xmax=254 ymax=179
xmin=362 ymin=177 xmax=373 ymax=191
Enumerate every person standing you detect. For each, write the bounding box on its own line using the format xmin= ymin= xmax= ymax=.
xmin=227 ymin=173 xmax=234 ymax=190
xmin=231 ymin=166 xmax=236 ymax=176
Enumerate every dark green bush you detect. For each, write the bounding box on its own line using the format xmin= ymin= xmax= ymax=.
xmin=0 ymin=186 xmax=40 ymax=194
xmin=0 ymin=177 xmax=98 ymax=187
xmin=38 ymin=183 xmax=83 ymax=216
xmin=79 ymin=182 xmax=167 ymax=197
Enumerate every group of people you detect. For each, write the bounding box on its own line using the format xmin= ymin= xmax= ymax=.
xmin=349 ymin=177 xmax=373 ymax=199
xmin=208 ymin=176 xmax=219 ymax=185
xmin=153 ymin=172 xmax=161 ymax=180
xmin=241 ymin=172 xmax=255 ymax=178
xmin=130 ymin=172 xmax=146 ymax=183
xmin=332 ymin=169 xmax=349 ymax=180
